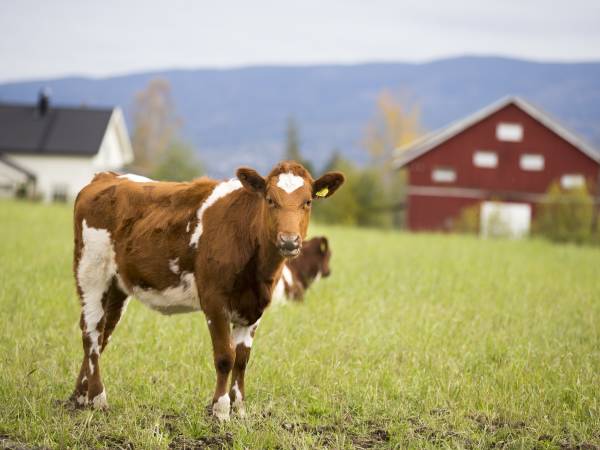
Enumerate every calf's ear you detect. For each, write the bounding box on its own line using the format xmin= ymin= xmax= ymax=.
xmin=312 ymin=172 xmax=345 ymax=199
xmin=319 ymin=237 xmax=329 ymax=254
xmin=237 ymin=167 xmax=266 ymax=194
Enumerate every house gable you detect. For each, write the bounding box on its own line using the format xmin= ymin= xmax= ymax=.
xmin=395 ymin=96 xmax=600 ymax=169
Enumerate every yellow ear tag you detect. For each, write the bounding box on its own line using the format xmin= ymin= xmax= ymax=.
xmin=316 ymin=187 xmax=329 ymax=197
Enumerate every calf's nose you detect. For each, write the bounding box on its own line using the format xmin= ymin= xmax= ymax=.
xmin=277 ymin=232 xmax=301 ymax=251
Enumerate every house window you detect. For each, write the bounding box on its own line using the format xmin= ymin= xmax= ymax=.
xmin=520 ymin=154 xmax=544 ymax=171
xmin=561 ymin=174 xmax=585 ymax=189
xmin=473 ymin=151 xmax=498 ymax=168
xmin=432 ymin=167 xmax=456 ymax=183
xmin=496 ymin=122 xmax=523 ymax=142
xmin=52 ymin=184 xmax=68 ymax=202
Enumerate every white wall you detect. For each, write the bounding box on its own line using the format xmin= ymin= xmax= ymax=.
xmin=0 ymin=162 xmax=30 ymax=197
xmin=5 ymin=154 xmax=106 ymax=202
xmin=93 ymin=109 xmax=134 ymax=168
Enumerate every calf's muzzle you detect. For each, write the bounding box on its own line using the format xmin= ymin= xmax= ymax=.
xmin=277 ymin=232 xmax=301 ymax=257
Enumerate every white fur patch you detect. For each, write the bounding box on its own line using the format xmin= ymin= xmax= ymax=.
xmin=314 ymin=271 xmax=322 ymax=283
xmin=212 ymin=393 xmax=230 ymax=421
xmin=272 ymin=278 xmax=286 ymax=304
xmin=76 ymin=394 xmax=87 ymax=406
xmin=190 ymin=178 xmax=242 ymax=248
xmin=78 ymin=220 xmax=117 ymax=371
xmin=91 ymin=389 xmax=108 ymax=409
xmin=282 ymin=265 xmax=293 ymax=285
xmin=232 ymin=319 xmax=260 ymax=348
xmin=133 ymin=272 xmax=200 ymax=315
xmin=232 ymin=381 xmax=245 ymax=416
xmin=169 ymin=258 xmax=180 ymax=274
xmin=277 ymin=172 xmax=305 ymax=194
xmin=272 ymin=265 xmax=293 ymax=304
xmin=186 ymin=221 xmax=191 ymax=233
xmin=118 ymin=173 xmax=153 ymax=182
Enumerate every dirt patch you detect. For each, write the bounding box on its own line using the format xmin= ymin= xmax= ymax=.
xmin=350 ymin=428 xmax=390 ymax=449
xmin=52 ymin=398 xmax=87 ymax=413
xmin=280 ymin=421 xmax=390 ymax=449
xmin=558 ymin=442 xmax=599 ymax=450
xmin=97 ymin=434 xmax=134 ymax=450
xmin=467 ymin=413 xmax=526 ymax=433
xmin=0 ymin=434 xmax=50 ymax=450
xmin=169 ymin=433 xmax=233 ymax=450
xmin=406 ymin=417 xmax=473 ymax=448
xmin=160 ymin=411 xmax=184 ymax=435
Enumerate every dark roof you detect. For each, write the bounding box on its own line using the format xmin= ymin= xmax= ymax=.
xmin=0 ymin=102 xmax=113 ymax=156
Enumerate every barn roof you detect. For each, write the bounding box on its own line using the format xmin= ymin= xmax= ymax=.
xmin=0 ymin=102 xmax=114 ymax=156
xmin=394 ymin=96 xmax=600 ymax=168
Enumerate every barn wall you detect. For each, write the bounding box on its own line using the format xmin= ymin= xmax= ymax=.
xmin=406 ymin=103 xmax=599 ymax=231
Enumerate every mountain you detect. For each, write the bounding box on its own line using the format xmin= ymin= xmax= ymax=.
xmin=1 ymin=56 xmax=600 ymax=177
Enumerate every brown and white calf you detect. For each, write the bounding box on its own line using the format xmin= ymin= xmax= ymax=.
xmin=69 ymin=161 xmax=344 ymax=420
xmin=273 ymin=237 xmax=332 ymax=302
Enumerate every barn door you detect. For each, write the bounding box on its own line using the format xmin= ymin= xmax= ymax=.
xmin=480 ymin=201 xmax=531 ymax=238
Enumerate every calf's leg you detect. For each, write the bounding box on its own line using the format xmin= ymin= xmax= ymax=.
xmin=206 ymin=311 xmax=235 ymax=421
xmin=69 ymin=312 xmax=91 ymax=407
xmin=71 ymin=279 xmax=125 ymax=409
xmin=229 ymin=320 xmax=260 ymax=417
xmin=100 ymin=286 xmax=130 ymax=352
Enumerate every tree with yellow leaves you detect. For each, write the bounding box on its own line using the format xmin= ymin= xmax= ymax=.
xmin=363 ymin=90 xmax=423 ymax=227
xmin=130 ymin=78 xmax=182 ymax=175
xmin=364 ymin=90 xmax=422 ymax=170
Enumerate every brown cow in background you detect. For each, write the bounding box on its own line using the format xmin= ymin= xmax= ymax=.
xmin=272 ymin=236 xmax=332 ymax=302
xmin=70 ymin=161 xmax=344 ymax=420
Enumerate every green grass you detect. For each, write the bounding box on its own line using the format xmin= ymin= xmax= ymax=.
xmin=1 ymin=199 xmax=599 ymax=449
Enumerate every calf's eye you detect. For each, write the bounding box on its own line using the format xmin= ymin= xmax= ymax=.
xmin=266 ymin=197 xmax=276 ymax=208
xmin=304 ymin=200 xmax=312 ymax=208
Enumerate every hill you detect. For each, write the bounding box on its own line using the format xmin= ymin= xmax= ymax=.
xmin=1 ymin=56 xmax=600 ymax=176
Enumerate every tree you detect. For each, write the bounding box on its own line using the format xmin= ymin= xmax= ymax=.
xmin=363 ymin=90 xmax=422 ymax=227
xmin=130 ymin=78 xmax=181 ymax=175
xmin=364 ymin=90 xmax=422 ymax=168
xmin=312 ymin=153 xmax=390 ymax=227
xmin=284 ymin=117 xmax=314 ymax=175
xmin=536 ymin=181 xmax=596 ymax=244
xmin=150 ymin=141 xmax=204 ymax=182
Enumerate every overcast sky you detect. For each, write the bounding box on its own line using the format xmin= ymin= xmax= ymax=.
xmin=1 ymin=0 xmax=599 ymax=82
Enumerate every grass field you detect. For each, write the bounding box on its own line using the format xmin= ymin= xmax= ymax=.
xmin=1 ymin=199 xmax=599 ymax=449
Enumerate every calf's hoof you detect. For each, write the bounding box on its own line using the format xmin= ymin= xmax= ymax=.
xmin=212 ymin=394 xmax=231 ymax=421
xmin=232 ymin=400 xmax=246 ymax=418
xmin=68 ymin=391 xmax=89 ymax=409
xmin=90 ymin=390 xmax=109 ymax=410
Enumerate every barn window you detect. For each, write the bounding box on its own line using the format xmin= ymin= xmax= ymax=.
xmin=496 ymin=123 xmax=523 ymax=142
xmin=432 ymin=167 xmax=456 ymax=183
xmin=561 ymin=174 xmax=585 ymax=189
xmin=520 ymin=154 xmax=544 ymax=171
xmin=473 ymin=151 xmax=498 ymax=168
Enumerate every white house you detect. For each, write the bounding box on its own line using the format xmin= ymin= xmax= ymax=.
xmin=0 ymin=93 xmax=133 ymax=201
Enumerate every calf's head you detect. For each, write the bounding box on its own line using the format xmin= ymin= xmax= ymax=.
xmin=290 ymin=236 xmax=332 ymax=286
xmin=237 ymin=161 xmax=344 ymax=258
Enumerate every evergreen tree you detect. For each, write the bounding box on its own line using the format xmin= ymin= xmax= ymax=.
xmin=284 ymin=117 xmax=314 ymax=175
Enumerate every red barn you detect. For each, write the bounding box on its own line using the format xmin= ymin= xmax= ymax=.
xmin=394 ymin=96 xmax=600 ymax=235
